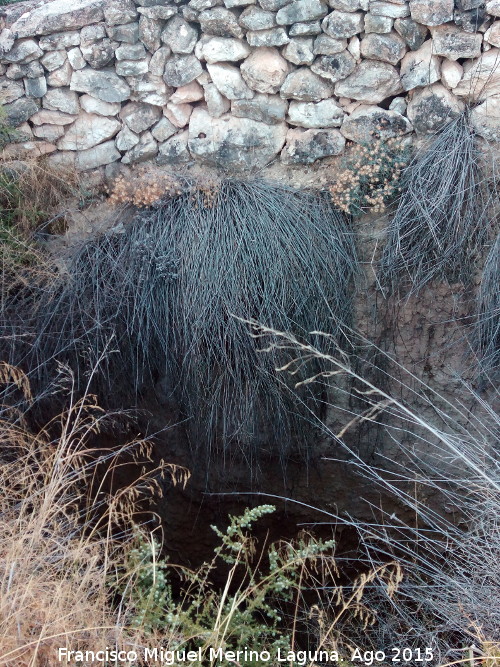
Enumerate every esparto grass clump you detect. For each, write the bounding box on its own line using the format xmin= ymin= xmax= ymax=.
xmin=380 ymin=113 xmax=494 ymax=295
xmin=474 ymin=234 xmax=500 ymax=378
xmin=13 ymin=179 xmax=358 ymax=468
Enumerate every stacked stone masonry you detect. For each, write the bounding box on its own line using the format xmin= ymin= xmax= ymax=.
xmin=0 ymin=0 xmax=499 ymax=170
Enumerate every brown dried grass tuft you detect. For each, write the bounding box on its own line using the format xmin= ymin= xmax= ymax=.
xmin=0 ymin=364 xmax=189 ymax=667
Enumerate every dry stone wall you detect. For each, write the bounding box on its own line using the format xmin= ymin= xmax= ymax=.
xmin=0 ymin=0 xmax=499 ymax=172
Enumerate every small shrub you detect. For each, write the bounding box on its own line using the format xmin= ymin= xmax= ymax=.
xmin=329 ymin=137 xmax=411 ymax=216
xmin=115 ymin=505 xmax=340 ymax=666
xmin=107 ymin=166 xmax=185 ymax=208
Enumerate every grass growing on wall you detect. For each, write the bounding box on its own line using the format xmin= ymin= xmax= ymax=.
xmin=475 ymin=234 xmax=500 ymax=377
xmin=8 ymin=179 xmax=358 ymax=467
xmin=380 ymin=113 xmax=494 ymax=295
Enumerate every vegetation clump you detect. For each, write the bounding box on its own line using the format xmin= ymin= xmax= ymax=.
xmin=380 ymin=113 xmax=494 ymax=294
xmin=329 ymin=136 xmax=410 ymax=216
xmin=13 ymin=179 xmax=357 ymax=468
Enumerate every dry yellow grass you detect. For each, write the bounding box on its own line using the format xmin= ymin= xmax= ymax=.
xmin=0 ymin=365 xmax=188 ymax=667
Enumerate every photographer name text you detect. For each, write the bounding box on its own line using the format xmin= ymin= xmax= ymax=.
xmin=58 ymin=646 xmax=434 ymax=665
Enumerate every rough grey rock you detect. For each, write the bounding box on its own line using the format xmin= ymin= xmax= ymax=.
xmin=485 ymin=22 xmax=500 ymax=47
xmin=107 ymin=22 xmax=140 ymax=43
xmin=151 ymin=116 xmax=177 ymax=141
xmin=171 ymin=81 xmax=204 ymax=103
xmin=32 ymin=124 xmax=65 ymax=141
xmin=389 ymin=96 xmax=407 ymax=114
xmin=322 ymin=11 xmax=364 ymax=38
xmin=453 ymin=48 xmax=500 ymax=101
xmin=203 ymin=82 xmax=231 ymax=116
xmin=200 ymin=8 xmax=244 ymax=36
xmin=313 ymin=34 xmax=347 ymax=54
xmin=198 ymin=36 xmax=251 ymax=62
xmin=364 ymin=14 xmax=393 ymax=34
xmin=3 ymin=39 xmax=43 ymax=64
xmin=115 ymin=125 xmax=139 ymax=150
xmin=223 ymin=0 xmax=256 ymax=7
xmin=281 ymin=126 xmax=345 ymax=163
xmin=39 ymin=31 xmax=81 ymax=51
xmin=80 ymin=24 xmax=107 ymax=45
xmin=486 ymin=0 xmax=500 ymax=16
xmin=40 ymin=50 xmax=67 ymax=72
xmin=137 ymin=5 xmax=177 ymax=19
xmin=10 ymin=0 xmax=105 ymax=38
xmin=71 ymin=68 xmax=131 ymax=102
xmin=188 ymin=107 xmax=287 ymax=168
xmin=328 ymin=0 xmax=366 ymax=10
xmin=24 ymin=61 xmax=45 ymax=79
xmin=456 ymin=0 xmax=484 ymax=8
xmin=44 ymin=87 xmax=81 ymax=114
xmin=157 ymin=130 xmax=190 ymax=164
xmin=231 ymin=93 xmax=288 ymax=122
xmin=289 ymin=21 xmax=321 ymax=36
xmin=394 ymin=17 xmax=428 ymax=50
xmin=121 ymin=131 xmax=158 ymax=163
xmin=149 ymin=46 xmax=171 ymax=75
xmin=30 ymin=109 xmax=78 ymax=125
xmin=282 ymin=37 xmax=315 ymax=64
xmin=80 ymin=94 xmax=121 ymax=116
xmin=430 ymin=24 xmax=482 ymax=60
xmin=24 ymin=75 xmax=47 ymax=97
xmin=116 ymin=43 xmax=147 ymax=60
xmin=287 ymin=98 xmax=344 ymax=127
xmin=207 ymin=62 xmax=254 ymax=99
xmin=104 ymin=0 xmax=137 ymax=25
xmin=128 ymin=72 xmax=171 ymax=105
xmin=360 ymin=31 xmax=407 ymax=64
xmin=239 ymin=6 xmax=276 ymax=30
xmin=187 ymin=0 xmax=220 ymax=10
xmin=164 ymin=102 xmax=193 ymax=127
xmin=369 ymin=2 xmax=410 ymax=18
xmin=340 ymin=104 xmax=412 ymax=143
xmin=57 ymin=112 xmax=121 ymax=150
xmin=119 ymin=101 xmax=162 ymax=132
xmin=80 ymin=39 xmax=115 ymax=68
xmin=335 ymin=60 xmax=402 ymax=102
xmin=3 ymin=97 xmax=39 ymax=126
xmin=258 ymin=0 xmax=292 ymax=10
xmin=409 ymin=0 xmax=454 ymax=25
xmin=161 ymin=16 xmax=198 ymax=54
xmin=454 ymin=8 xmax=488 ymax=33
xmin=0 ymin=30 xmax=15 ymax=57
xmin=470 ymin=96 xmax=500 ymax=140
xmin=407 ymin=83 xmax=465 ymax=132
xmin=440 ymin=59 xmax=463 ymax=89
xmin=246 ymin=27 xmax=290 ymax=46
xmin=280 ymin=67 xmax=335 ymax=100
xmin=240 ymin=47 xmax=289 ymax=93
xmin=310 ymin=51 xmax=356 ymax=81
xmin=400 ymin=40 xmax=441 ymax=91
xmin=0 ymin=78 xmax=24 ymax=105
xmin=47 ymin=60 xmax=73 ymax=86
xmin=348 ymin=34 xmax=360 ymax=59
xmin=276 ymin=0 xmax=328 ymax=25
xmin=5 ymin=64 xmax=25 ymax=81
xmin=117 ymin=56 xmax=149 ymax=75
xmin=75 ymin=139 xmax=121 ymax=170
xmin=139 ymin=16 xmax=162 ymax=52
xmin=163 ymin=54 xmax=203 ymax=86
